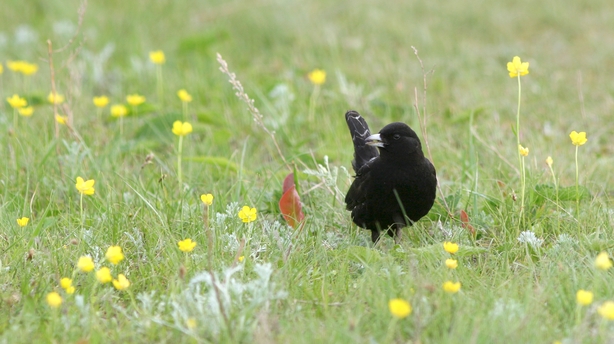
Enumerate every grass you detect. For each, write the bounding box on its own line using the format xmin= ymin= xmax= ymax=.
xmin=2 ymin=0 xmax=614 ymax=342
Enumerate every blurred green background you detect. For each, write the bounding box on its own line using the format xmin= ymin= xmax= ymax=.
xmin=2 ymin=0 xmax=614 ymax=342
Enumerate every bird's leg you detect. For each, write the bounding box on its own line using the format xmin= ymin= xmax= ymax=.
xmin=371 ymin=230 xmax=381 ymax=244
xmin=394 ymin=224 xmax=402 ymax=245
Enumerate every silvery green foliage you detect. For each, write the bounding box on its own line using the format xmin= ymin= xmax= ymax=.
xmin=303 ymin=155 xmax=349 ymax=200
xmin=267 ymin=83 xmax=295 ymax=130
xmin=126 ymin=226 xmax=146 ymax=260
xmin=53 ymin=20 xmax=76 ymax=38
xmin=0 ymin=32 xmax=7 ymax=48
xmin=555 ymin=233 xmax=578 ymax=246
xmin=336 ymin=70 xmax=382 ymax=110
xmin=178 ymin=263 xmax=286 ymax=338
xmin=113 ymin=291 xmax=168 ymax=333
xmin=60 ymin=140 xmax=90 ymax=178
xmin=214 ymin=202 xmax=239 ymax=229
xmin=81 ymin=43 xmax=115 ymax=86
xmin=517 ymin=230 xmax=543 ymax=248
xmin=437 ymin=220 xmax=453 ymax=239
xmin=211 ymin=202 xmax=252 ymax=254
xmin=221 ymin=233 xmax=240 ymax=253
xmin=74 ymin=295 xmax=92 ymax=330
xmin=14 ymin=25 xmax=38 ymax=45
xmin=322 ymin=231 xmax=344 ymax=250
xmin=546 ymin=234 xmax=582 ymax=263
xmin=489 ymin=298 xmax=525 ymax=322
xmin=122 ymin=192 xmax=135 ymax=205
xmin=262 ymin=219 xmax=292 ymax=247
xmin=116 ymin=264 xmax=285 ymax=340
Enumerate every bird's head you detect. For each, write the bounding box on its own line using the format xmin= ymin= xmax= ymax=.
xmin=366 ymin=122 xmax=424 ymax=158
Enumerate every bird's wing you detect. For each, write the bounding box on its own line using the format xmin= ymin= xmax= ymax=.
xmin=345 ymin=110 xmax=379 ymax=172
xmin=427 ymin=158 xmax=437 ymax=178
xmin=344 ymin=160 xmax=374 ymax=211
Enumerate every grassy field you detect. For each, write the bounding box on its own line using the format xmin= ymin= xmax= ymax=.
xmin=2 ymin=0 xmax=614 ymax=342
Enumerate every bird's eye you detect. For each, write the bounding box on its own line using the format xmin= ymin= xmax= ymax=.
xmin=393 ymin=134 xmax=401 ymax=140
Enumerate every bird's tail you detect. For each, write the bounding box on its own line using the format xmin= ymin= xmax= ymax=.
xmin=345 ymin=110 xmax=379 ymax=172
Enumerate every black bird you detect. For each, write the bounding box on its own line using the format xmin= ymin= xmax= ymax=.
xmin=344 ymin=110 xmax=437 ymax=243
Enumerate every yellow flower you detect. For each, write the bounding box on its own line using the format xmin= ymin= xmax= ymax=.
xmin=65 ymin=286 xmax=75 ymax=294
xmin=112 ymin=274 xmax=130 ymax=290
xmin=93 ymin=96 xmax=110 ymax=108
xmin=46 ymin=292 xmax=62 ymax=308
xmin=60 ymin=277 xmax=72 ymax=290
xmin=178 ymin=238 xmax=197 ymax=252
xmin=569 ymin=131 xmax=587 ymax=146
xmin=177 ymin=89 xmax=193 ymax=103
xmin=55 ymin=114 xmax=68 ymax=125
xmin=0 ymin=63 xmax=3 ymax=74
xmin=238 ymin=206 xmax=257 ymax=223
xmin=546 ymin=156 xmax=553 ymax=167
xmin=7 ymin=94 xmax=27 ymax=109
xmin=238 ymin=256 xmax=245 ymax=262
xmin=77 ymin=256 xmax=95 ymax=272
xmin=149 ymin=50 xmax=166 ymax=64
xmin=443 ymin=242 xmax=459 ymax=254
xmin=507 ymin=56 xmax=529 ymax=78
xmin=595 ymin=251 xmax=612 ymax=270
xmin=200 ymin=194 xmax=213 ymax=206
xmin=308 ymin=69 xmax=326 ymax=85
xmin=443 ymin=281 xmax=461 ymax=293
xmin=576 ymin=290 xmax=594 ymax=306
xmin=48 ymin=92 xmax=65 ymax=105
xmin=126 ymin=94 xmax=146 ymax=106
xmin=110 ymin=104 xmax=128 ymax=118
xmin=18 ymin=106 xmax=34 ymax=116
xmin=445 ymin=259 xmax=458 ymax=269
xmin=16 ymin=217 xmax=29 ymax=227
xmin=172 ymin=121 xmax=193 ymax=136
xmin=7 ymin=61 xmax=39 ymax=75
xmin=96 ymin=267 xmax=113 ymax=284
xmin=388 ymin=298 xmax=412 ymax=319
xmin=20 ymin=62 xmax=38 ymax=76
xmin=7 ymin=60 xmax=23 ymax=72
xmin=518 ymin=144 xmax=529 ymax=157
xmin=186 ymin=318 xmax=197 ymax=330
xmin=75 ymin=177 xmax=95 ymax=195
xmin=106 ymin=246 xmax=125 ymax=265
xmin=599 ymin=301 xmax=614 ymax=320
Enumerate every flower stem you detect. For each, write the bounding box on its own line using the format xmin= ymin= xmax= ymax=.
xmin=516 ymin=74 xmax=524 ymax=229
xmin=548 ymin=164 xmax=560 ymax=235
xmin=204 ymin=204 xmax=210 ymax=230
xmin=520 ymin=155 xmax=526 ymax=218
xmin=177 ymin=136 xmax=184 ymax=189
xmin=13 ymin=108 xmax=18 ymax=131
xmin=575 ymin=304 xmax=582 ymax=327
xmin=119 ymin=116 xmax=124 ymax=137
xmin=157 ymin=65 xmax=163 ymax=108
xmin=80 ymin=192 xmax=84 ymax=227
xmin=516 ymin=74 xmax=522 ymax=152
xmin=575 ymin=145 xmax=580 ymax=215
xmin=182 ymin=101 xmax=188 ymax=121
xmin=308 ymin=85 xmax=320 ymax=122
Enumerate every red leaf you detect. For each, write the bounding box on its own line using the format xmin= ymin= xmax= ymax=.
xmin=282 ymin=173 xmax=295 ymax=194
xmin=460 ymin=210 xmax=475 ymax=235
xmin=279 ymin=173 xmax=305 ymax=228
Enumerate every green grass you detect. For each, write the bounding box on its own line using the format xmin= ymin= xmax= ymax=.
xmin=2 ymin=0 xmax=614 ymax=342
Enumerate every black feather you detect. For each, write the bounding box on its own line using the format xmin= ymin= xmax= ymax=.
xmin=344 ymin=110 xmax=437 ymax=243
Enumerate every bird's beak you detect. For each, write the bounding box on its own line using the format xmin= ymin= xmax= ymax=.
xmin=366 ymin=133 xmax=385 ymax=148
